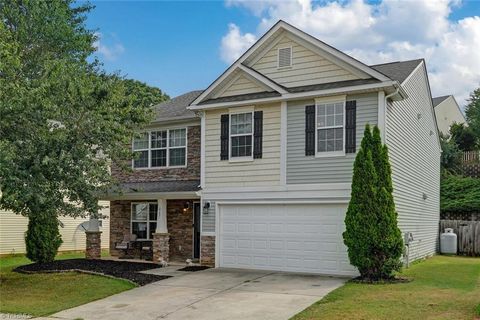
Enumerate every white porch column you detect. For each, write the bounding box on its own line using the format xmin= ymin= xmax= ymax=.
xmin=155 ymin=198 xmax=168 ymax=233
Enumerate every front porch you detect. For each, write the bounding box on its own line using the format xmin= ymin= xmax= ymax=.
xmin=110 ymin=198 xmax=201 ymax=264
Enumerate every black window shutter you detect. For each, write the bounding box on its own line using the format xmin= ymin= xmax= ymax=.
xmin=345 ymin=100 xmax=357 ymax=154
xmin=305 ymin=105 xmax=316 ymax=156
xmin=220 ymin=114 xmax=229 ymax=160
xmin=253 ymin=111 xmax=263 ymax=159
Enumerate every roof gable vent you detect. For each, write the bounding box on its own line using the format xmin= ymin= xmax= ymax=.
xmin=278 ymin=47 xmax=292 ymax=68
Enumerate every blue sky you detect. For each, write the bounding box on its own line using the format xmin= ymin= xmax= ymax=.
xmin=86 ymin=1 xmax=480 ymax=105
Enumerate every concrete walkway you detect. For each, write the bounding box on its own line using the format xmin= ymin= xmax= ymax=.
xmin=50 ymin=267 xmax=346 ymax=320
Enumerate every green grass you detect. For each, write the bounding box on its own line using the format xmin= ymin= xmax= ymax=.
xmin=292 ymin=256 xmax=480 ymax=320
xmin=0 ymin=252 xmax=135 ymax=317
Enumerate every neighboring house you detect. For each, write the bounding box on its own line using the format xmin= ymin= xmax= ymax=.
xmin=0 ymin=202 xmax=110 ymax=256
xmin=107 ymin=20 xmax=441 ymax=276
xmin=432 ymin=95 xmax=466 ymax=135
xmin=105 ymin=91 xmax=203 ymax=262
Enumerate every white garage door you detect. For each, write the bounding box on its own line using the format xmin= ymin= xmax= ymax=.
xmin=219 ymin=203 xmax=357 ymax=276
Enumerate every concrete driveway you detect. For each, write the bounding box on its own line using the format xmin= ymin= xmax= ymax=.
xmin=51 ymin=267 xmax=346 ymax=320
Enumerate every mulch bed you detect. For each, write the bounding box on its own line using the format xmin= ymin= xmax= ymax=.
xmin=177 ymin=265 xmax=210 ymax=272
xmin=14 ymin=259 xmax=170 ymax=286
xmin=349 ymin=276 xmax=412 ymax=284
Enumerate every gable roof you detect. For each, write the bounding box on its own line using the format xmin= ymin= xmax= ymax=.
xmin=432 ymin=95 xmax=450 ymax=108
xmin=154 ymin=90 xmax=203 ymax=122
xmin=370 ymin=59 xmax=424 ymax=84
xmin=191 ymin=20 xmax=392 ymax=106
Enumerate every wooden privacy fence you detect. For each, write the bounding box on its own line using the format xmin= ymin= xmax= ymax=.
xmin=462 ymin=151 xmax=480 ymax=163
xmin=440 ymin=220 xmax=480 ymax=256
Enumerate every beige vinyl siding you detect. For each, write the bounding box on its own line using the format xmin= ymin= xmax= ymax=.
xmin=201 ymin=200 xmax=215 ymax=233
xmin=218 ymin=74 xmax=266 ymax=98
xmin=286 ymin=93 xmax=378 ymax=184
xmin=386 ymin=65 xmax=441 ymax=261
xmin=251 ymin=34 xmax=359 ymax=88
xmin=204 ymin=103 xmax=281 ymax=188
xmin=0 ymin=201 xmax=110 ymax=255
xmin=434 ymin=96 xmax=466 ymax=134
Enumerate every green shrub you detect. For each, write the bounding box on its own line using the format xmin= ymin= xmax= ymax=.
xmin=343 ymin=124 xmax=403 ymax=280
xmin=441 ymin=174 xmax=480 ymax=213
xmin=25 ymin=213 xmax=63 ymax=263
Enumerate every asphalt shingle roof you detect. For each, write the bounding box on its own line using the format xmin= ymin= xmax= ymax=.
xmin=154 ymin=90 xmax=203 ymax=121
xmin=112 ymin=180 xmax=201 ymax=194
xmin=432 ymin=95 xmax=450 ymax=108
xmin=370 ymin=59 xmax=423 ymax=83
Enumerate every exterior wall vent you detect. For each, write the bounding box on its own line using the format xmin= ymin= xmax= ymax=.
xmin=278 ymin=47 xmax=292 ymax=68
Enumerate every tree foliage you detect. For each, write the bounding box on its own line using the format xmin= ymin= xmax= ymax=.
xmin=439 ymin=132 xmax=462 ymax=174
xmin=449 ymin=122 xmax=477 ymax=151
xmin=343 ymin=124 xmax=403 ymax=280
xmin=465 ymin=87 xmax=480 ymax=142
xmin=441 ymin=174 xmax=480 ymax=213
xmin=0 ymin=1 xmax=165 ymax=261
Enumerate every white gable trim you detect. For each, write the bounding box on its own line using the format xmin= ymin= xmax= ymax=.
xmin=191 ymin=20 xmax=390 ymax=106
xmin=238 ymin=65 xmax=288 ymax=94
xmin=190 ymin=80 xmax=400 ymax=110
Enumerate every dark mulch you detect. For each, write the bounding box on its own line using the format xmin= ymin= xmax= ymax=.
xmin=177 ymin=265 xmax=210 ymax=272
xmin=349 ymin=276 xmax=412 ymax=284
xmin=14 ymin=259 xmax=170 ymax=286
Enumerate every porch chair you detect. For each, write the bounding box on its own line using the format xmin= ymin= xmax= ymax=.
xmin=115 ymin=234 xmax=137 ymax=258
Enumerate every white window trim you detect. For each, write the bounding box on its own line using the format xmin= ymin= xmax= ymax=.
xmin=130 ymin=202 xmax=158 ymax=241
xmin=315 ymin=99 xmax=346 ymax=158
xmin=277 ymin=46 xmax=293 ymax=69
xmin=229 ymin=111 xmax=254 ymax=162
xmin=132 ymin=127 xmax=188 ymax=169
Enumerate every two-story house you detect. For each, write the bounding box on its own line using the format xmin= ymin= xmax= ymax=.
xmin=107 ymin=21 xmax=441 ymax=277
xmin=188 ymin=21 xmax=441 ymax=276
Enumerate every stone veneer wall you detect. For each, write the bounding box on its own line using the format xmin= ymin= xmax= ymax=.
xmin=200 ymin=235 xmax=215 ymax=267
xmin=167 ymin=200 xmax=194 ymax=261
xmin=109 ymin=200 xmax=132 ymax=256
xmin=85 ymin=231 xmax=102 ymax=259
xmin=111 ymin=125 xmax=200 ymax=183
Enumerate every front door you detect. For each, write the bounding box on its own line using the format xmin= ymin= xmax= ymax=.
xmin=193 ymin=202 xmax=201 ymax=259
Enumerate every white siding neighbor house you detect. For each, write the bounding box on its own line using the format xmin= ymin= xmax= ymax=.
xmin=186 ymin=20 xmax=441 ymax=276
xmin=0 ymin=202 xmax=110 ymax=256
xmin=432 ymin=95 xmax=466 ymax=135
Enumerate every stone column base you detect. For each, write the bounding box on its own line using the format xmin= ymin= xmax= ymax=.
xmin=200 ymin=235 xmax=215 ymax=267
xmin=153 ymin=233 xmax=170 ymax=264
xmin=85 ymin=231 xmax=102 ymax=259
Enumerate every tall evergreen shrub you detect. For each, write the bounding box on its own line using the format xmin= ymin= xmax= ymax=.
xmin=343 ymin=124 xmax=403 ymax=280
xmin=25 ymin=213 xmax=63 ymax=263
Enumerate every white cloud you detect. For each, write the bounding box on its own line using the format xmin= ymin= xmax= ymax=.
xmin=220 ymin=0 xmax=480 ymax=108
xmin=94 ymin=32 xmax=125 ymax=61
xmin=220 ymin=23 xmax=256 ymax=63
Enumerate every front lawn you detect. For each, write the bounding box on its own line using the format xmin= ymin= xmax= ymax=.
xmin=0 ymin=252 xmax=135 ymax=317
xmin=292 ymin=256 xmax=480 ymax=320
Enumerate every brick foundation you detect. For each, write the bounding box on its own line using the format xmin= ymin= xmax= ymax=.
xmin=153 ymin=233 xmax=170 ymax=263
xmin=200 ymin=235 xmax=215 ymax=266
xmin=85 ymin=231 xmax=102 ymax=259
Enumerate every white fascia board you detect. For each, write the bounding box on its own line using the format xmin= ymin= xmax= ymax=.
xmin=238 ymin=64 xmax=288 ymax=94
xmin=189 ymin=80 xmax=399 ymax=111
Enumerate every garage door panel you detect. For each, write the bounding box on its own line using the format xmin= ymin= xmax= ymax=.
xmin=219 ymin=203 xmax=357 ymax=275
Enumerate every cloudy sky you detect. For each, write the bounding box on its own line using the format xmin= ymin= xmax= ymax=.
xmin=86 ymin=0 xmax=480 ymax=109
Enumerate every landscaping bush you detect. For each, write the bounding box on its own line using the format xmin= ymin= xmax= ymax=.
xmin=25 ymin=213 xmax=63 ymax=263
xmin=343 ymin=124 xmax=403 ymax=280
xmin=441 ymin=174 xmax=480 ymax=213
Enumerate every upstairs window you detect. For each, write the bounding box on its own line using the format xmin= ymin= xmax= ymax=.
xmin=316 ymin=101 xmax=345 ymax=156
xmin=133 ymin=128 xmax=187 ymax=168
xmin=230 ymin=112 xmax=253 ymax=159
xmin=278 ymin=47 xmax=292 ymax=68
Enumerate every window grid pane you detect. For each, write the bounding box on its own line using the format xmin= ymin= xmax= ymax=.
xmin=317 ymin=128 xmax=343 ymax=153
xmin=317 ymin=102 xmax=344 ymax=129
xmin=133 ymin=132 xmax=149 ymax=150
xmin=151 ymin=131 xmax=167 ymax=149
xmin=169 ymin=148 xmax=186 ymax=166
xmin=169 ymin=129 xmax=186 ymax=147
xmin=133 ymin=151 xmax=148 ymax=168
xmin=151 ymin=149 xmax=166 ymax=167
xmin=231 ymin=135 xmax=252 ymax=157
